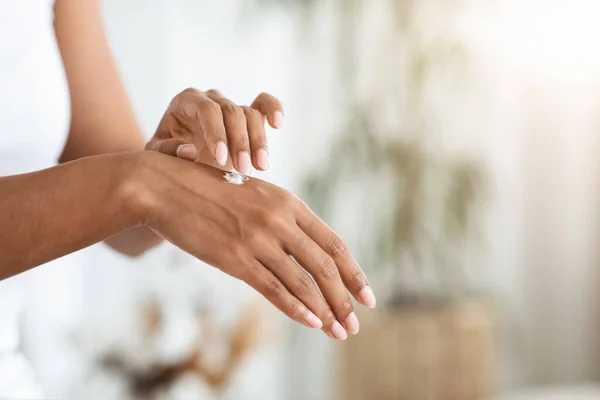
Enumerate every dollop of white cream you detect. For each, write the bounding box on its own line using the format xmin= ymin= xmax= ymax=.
xmin=224 ymin=171 xmax=249 ymax=185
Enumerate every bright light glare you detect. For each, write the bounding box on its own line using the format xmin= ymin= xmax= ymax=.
xmin=467 ymin=0 xmax=600 ymax=82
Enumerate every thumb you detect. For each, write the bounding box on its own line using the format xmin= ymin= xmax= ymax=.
xmin=146 ymin=138 xmax=198 ymax=161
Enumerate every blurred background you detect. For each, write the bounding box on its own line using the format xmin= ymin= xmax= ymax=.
xmin=11 ymin=0 xmax=600 ymax=398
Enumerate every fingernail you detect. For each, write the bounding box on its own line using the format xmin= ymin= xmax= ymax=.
xmin=304 ymin=310 xmax=323 ymax=329
xmin=215 ymin=141 xmax=228 ymax=166
xmin=344 ymin=312 xmax=360 ymax=335
xmin=256 ymin=149 xmax=269 ymax=170
xmin=176 ymin=144 xmax=197 ymax=160
xmin=238 ymin=151 xmax=252 ymax=175
xmin=358 ymin=286 xmax=377 ymax=309
xmin=273 ymin=111 xmax=284 ymax=129
xmin=331 ymin=321 xmax=348 ymax=341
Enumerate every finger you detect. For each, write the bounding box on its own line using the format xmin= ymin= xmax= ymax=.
xmin=241 ymin=258 xmax=323 ymax=330
xmin=177 ymin=88 xmax=228 ymax=166
xmin=284 ymin=228 xmax=357 ymax=337
xmin=277 ymin=255 xmax=346 ymax=339
xmin=146 ymin=138 xmax=197 ymax=160
xmin=176 ymin=144 xmax=199 ymax=161
xmin=242 ymin=106 xmax=269 ymax=171
xmin=206 ymin=90 xmax=251 ymax=175
xmin=296 ymin=204 xmax=376 ymax=309
xmin=251 ymin=92 xmax=284 ymax=129
xmin=204 ymin=89 xmax=225 ymax=98
xmin=259 ymin=248 xmax=336 ymax=333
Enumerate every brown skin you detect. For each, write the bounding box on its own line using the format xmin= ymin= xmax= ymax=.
xmin=0 ymin=152 xmax=374 ymax=338
xmin=54 ymin=0 xmax=284 ymax=256
xmin=148 ymin=88 xmax=283 ymax=173
xmin=0 ymin=0 xmax=377 ymax=339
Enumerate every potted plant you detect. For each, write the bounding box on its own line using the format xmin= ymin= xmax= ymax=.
xmin=258 ymin=0 xmax=492 ymax=398
xmin=304 ymin=108 xmax=491 ymax=400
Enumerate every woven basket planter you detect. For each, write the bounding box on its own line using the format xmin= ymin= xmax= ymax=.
xmin=338 ymin=301 xmax=494 ymax=400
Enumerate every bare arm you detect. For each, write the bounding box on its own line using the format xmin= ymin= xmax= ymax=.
xmin=1 ymin=150 xmax=375 ymax=339
xmin=52 ymin=0 xmax=288 ymax=255
xmin=0 ymin=152 xmax=143 ymax=280
xmin=53 ymin=0 xmax=161 ymax=255
xmin=1 ymin=0 xmax=375 ymax=340
xmin=54 ymin=0 xmax=144 ymax=158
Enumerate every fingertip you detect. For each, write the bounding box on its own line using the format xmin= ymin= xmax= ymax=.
xmin=271 ymin=111 xmax=284 ymax=129
xmin=238 ymin=151 xmax=252 ymax=176
xmin=255 ymin=149 xmax=270 ymax=171
xmin=215 ymin=141 xmax=228 ymax=166
xmin=344 ymin=312 xmax=360 ymax=335
xmin=358 ymin=286 xmax=377 ymax=309
xmin=331 ymin=321 xmax=348 ymax=340
xmin=304 ymin=310 xmax=323 ymax=329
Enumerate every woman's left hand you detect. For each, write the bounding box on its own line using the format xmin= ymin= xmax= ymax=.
xmin=145 ymin=88 xmax=284 ymax=174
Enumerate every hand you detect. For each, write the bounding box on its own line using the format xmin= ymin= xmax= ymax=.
xmin=134 ymin=152 xmax=377 ymax=340
xmin=145 ymin=88 xmax=284 ymax=175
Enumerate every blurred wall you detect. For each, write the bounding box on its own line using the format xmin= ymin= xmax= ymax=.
xmin=24 ymin=0 xmax=297 ymax=398
xmin=18 ymin=0 xmax=600 ymax=398
xmin=286 ymin=0 xmax=600 ymax=396
xmin=462 ymin=0 xmax=600 ymax=385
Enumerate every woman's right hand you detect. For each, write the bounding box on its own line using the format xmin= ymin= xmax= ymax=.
xmin=131 ymin=151 xmax=376 ymax=340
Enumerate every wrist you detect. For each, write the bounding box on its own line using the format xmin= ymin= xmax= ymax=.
xmin=114 ymin=150 xmax=161 ymax=228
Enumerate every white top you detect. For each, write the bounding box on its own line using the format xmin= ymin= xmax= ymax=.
xmin=0 ymin=0 xmax=70 ymax=395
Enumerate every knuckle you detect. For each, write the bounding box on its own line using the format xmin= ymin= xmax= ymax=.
xmin=349 ymin=270 xmax=367 ymax=288
xmin=317 ymin=255 xmax=338 ymax=279
xmin=240 ymin=105 xmax=252 ymax=114
xmin=295 ymin=274 xmax=314 ymax=295
xmin=213 ymin=126 xmax=227 ymax=141
xmin=338 ymin=298 xmax=353 ymax=314
xmin=258 ymin=92 xmax=281 ymax=108
xmin=262 ymin=213 xmax=286 ymax=231
xmin=327 ymin=235 xmax=348 ymax=258
xmin=232 ymin=134 xmax=250 ymax=150
xmin=243 ymin=106 xmax=261 ymax=119
xmin=157 ymin=141 xmax=176 ymax=155
xmin=199 ymin=100 xmax=221 ymax=114
xmin=321 ymin=310 xmax=336 ymax=324
xmin=246 ymin=229 xmax=268 ymax=249
xmin=221 ymin=102 xmax=243 ymax=116
xmin=223 ymin=240 xmax=245 ymax=262
xmin=251 ymin=136 xmax=268 ymax=150
xmin=264 ymin=278 xmax=284 ymax=297
xmin=277 ymin=190 xmax=297 ymax=211
xmin=145 ymin=138 xmax=160 ymax=152
xmin=180 ymin=87 xmax=200 ymax=97
xmin=288 ymin=299 xmax=303 ymax=319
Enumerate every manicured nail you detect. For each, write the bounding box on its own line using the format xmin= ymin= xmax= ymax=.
xmin=215 ymin=141 xmax=228 ymax=166
xmin=304 ymin=310 xmax=323 ymax=329
xmin=238 ymin=151 xmax=252 ymax=175
xmin=358 ymin=286 xmax=377 ymax=309
xmin=256 ymin=149 xmax=269 ymax=170
xmin=176 ymin=144 xmax=197 ymax=160
xmin=344 ymin=312 xmax=360 ymax=335
xmin=331 ymin=321 xmax=348 ymax=341
xmin=273 ymin=111 xmax=284 ymax=129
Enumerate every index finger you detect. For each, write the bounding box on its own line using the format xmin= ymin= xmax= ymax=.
xmin=176 ymin=88 xmax=229 ymax=167
xmin=295 ymin=203 xmax=376 ymax=309
xmin=251 ymin=92 xmax=284 ymax=129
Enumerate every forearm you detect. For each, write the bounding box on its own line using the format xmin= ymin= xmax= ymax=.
xmin=0 ymin=152 xmax=144 ymax=279
xmin=54 ymin=0 xmax=162 ymax=255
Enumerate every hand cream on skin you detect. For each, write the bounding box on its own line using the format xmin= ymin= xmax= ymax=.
xmin=224 ymin=171 xmax=249 ymax=185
